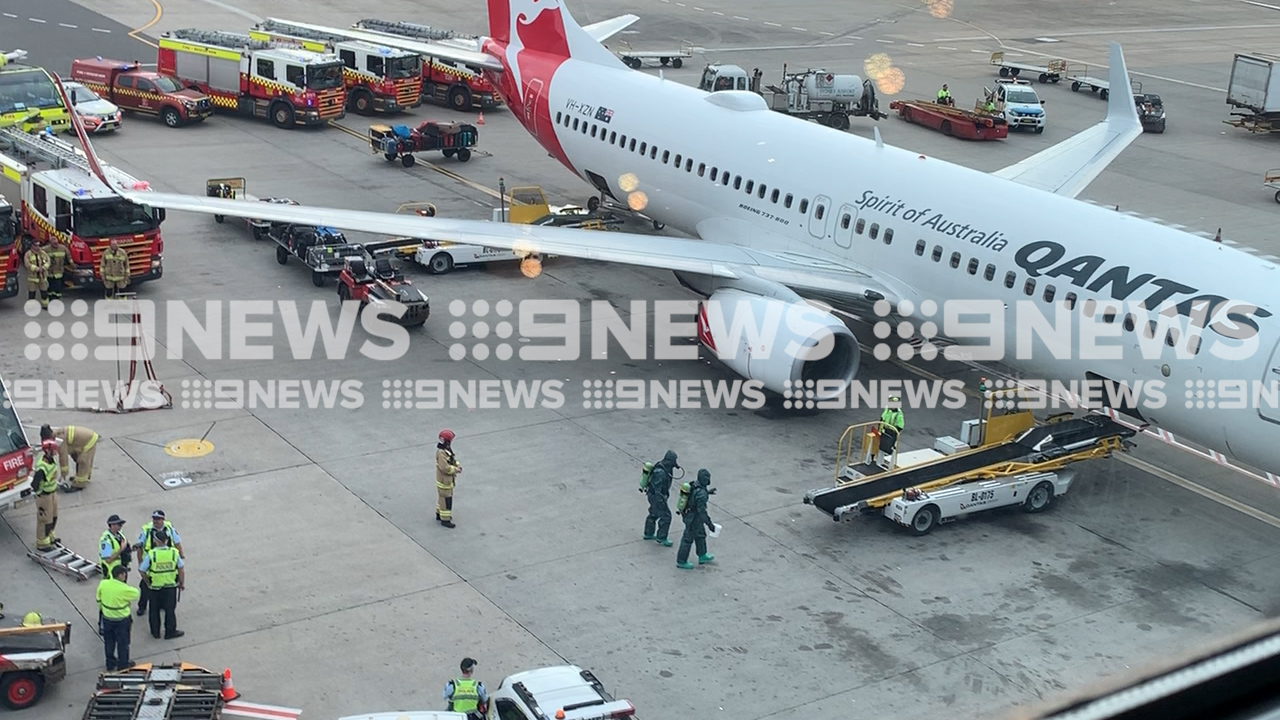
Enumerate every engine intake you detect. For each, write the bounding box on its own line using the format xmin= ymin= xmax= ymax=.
xmin=696 ymin=289 xmax=860 ymax=399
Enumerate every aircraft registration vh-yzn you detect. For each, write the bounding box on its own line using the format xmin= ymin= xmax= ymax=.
xmin=57 ymin=0 xmax=1280 ymax=478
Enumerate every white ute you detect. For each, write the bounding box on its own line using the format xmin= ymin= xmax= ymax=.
xmin=489 ymin=666 xmax=636 ymax=720
xmin=993 ymin=78 xmax=1046 ymax=133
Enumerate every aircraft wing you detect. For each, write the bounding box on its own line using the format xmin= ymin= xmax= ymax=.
xmin=584 ymin=15 xmax=640 ymax=43
xmin=992 ymin=43 xmax=1143 ymax=198
xmin=267 ymin=18 xmax=504 ymax=71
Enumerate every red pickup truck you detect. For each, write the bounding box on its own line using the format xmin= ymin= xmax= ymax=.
xmin=70 ymin=57 xmax=214 ymax=127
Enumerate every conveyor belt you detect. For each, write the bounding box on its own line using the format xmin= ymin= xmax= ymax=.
xmin=805 ymin=415 xmax=1133 ymax=517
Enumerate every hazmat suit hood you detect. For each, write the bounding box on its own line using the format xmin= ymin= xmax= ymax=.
xmin=662 ymin=450 xmax=678 ymax=467
xmin=697 ymin=469 xmax=711 ymax=487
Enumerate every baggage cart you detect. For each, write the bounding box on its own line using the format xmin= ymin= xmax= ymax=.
xmin=1066 ymin=64 xmax=1113 ymax=98
xmin=613 ymin=40 xmax=692 ymax=69
xmin=370 ymin=121 xmax=478 ymax=166
xmin=990 ymin=51 xmax=1066 ymax=83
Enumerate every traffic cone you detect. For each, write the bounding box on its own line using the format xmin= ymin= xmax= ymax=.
xmin=221 ymin=668 xmax=241 ymax=702
xmin=476 ymin=111 xmax=484 ymax=125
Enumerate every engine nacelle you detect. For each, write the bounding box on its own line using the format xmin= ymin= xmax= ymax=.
xmin=695 ymin=289 xmax=860 ymax=399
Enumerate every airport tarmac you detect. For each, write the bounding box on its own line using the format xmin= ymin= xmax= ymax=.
xmin=2 ymin=0 xmax=1280 ymax=718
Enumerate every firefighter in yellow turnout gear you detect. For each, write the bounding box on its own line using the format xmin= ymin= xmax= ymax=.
xmin=435 ymin=429 xmax=461 ymax=528
xmin=31 ymin=440 xmax=62 ymax=549
xmin=24 ymin=241 xmax=50 ymax=309
xmin=41 ymin=424 xmax=99 ymax=491
xmin=100 ymin=239 xmax=130 ymax=299
xmin=44 ymin=238 xmax=72 ymax=301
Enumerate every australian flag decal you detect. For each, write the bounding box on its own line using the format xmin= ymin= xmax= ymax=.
xmin=595 ymin=107 xmax=614 ymax=123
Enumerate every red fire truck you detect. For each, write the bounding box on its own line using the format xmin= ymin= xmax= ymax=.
xmin=157 ymin=29 xmax=347 ymax=128
xmin=249 ymin=20 xmax=422 ymax=115
xmin=0 ymin=126 xmax=165 ymax=293
xmin=0 ymin=195 xmax=18 ymax=299
xmin=0 ymin=373 xmax=33 ymax=513
xmin=353 ymin=19 xmax=502 ymax=110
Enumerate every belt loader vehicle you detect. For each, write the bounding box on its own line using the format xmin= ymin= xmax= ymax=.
xmin=248 ymin=19 xmax=423 ymax=115
xmin=158 ymin=29 xmax=347 ymax=128
xmin=888 ymin=99 xmax=1007 ymax=140
xmin=804 ymin=389 xmax=1136 ymax=535
xmin=698 ymin=63 xmax=885 ymax=130
xmin=1224 ymin=52 xmax=1280 ymax=133
xmin=0 ymin=126 xmax=166 ymax=294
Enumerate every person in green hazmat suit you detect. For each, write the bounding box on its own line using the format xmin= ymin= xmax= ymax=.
xmin=676 ymin=469 xmax=717 ymax=569
xmin=641 ymin=450 xmax=679 ymax=545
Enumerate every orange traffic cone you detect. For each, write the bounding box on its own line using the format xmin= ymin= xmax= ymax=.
xmin=476 ymin=111 xmax=485 ymax=125
xmin=221 ymin=668 xmax=241 ymax=702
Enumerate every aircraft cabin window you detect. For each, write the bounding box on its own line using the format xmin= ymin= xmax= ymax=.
xmin=1123 ymin=314 xmax=1136 ymax=332
xmin=1144 ymin=320 xmax=1158 ymax=340
xmin=855 ymin=218 xmax=865 ymax=234
xmin=915 ymin=240 xmax=926 ymax=256
xmin=884 ymin=228 xmax=893 ymax=244
xmin=869 ymin=224 xmax=879 ymax=240
xmin=967 ymin=258 xmax=979 ymax=275
xmin=770 ymin=189 xmax=779 ymax=203
xmin=629 ymin=139 xmax=636 ymax=151
xmin=1102 ymin=308 xmax=1117 ymax=324
xmin=815 ymin=204 xmax=825 ymax=220
xmin=583 ymin=123 xmax=589 ymax=134
xmin=1004 ymin=271 xmax=1017 ymax=289
xmin=733 ymin=176 xmax=742 ymax=190
xmin=573 ymin=118 xmax=580 ymax=131
xmin=949 ymin=252 xmax=961 ymax=269
xmin=1064 ymin=292 xmax=1077 ymax=310
xmin=799 ymin=199 xmax=809 ymax=213
xmin=840 ymin=214 xmax=851 ymax=230
xmin=663 ymin=150 xmax=670 ymax=163
xmin=650 ymin=146 xmax=657 ymax=159
xmin=591 ymin=125 xmax=597 ymax=137
xmin=686 ymin=159 xmax=694 ymax=172
xmin=698 ymin=163 xmax=706 ymax=177
xmin=639 ymin=142 xmax=647 ymax=153
xmin=1043 ymin=285 xmax=1056 ymax=303
xmin=745 ymin=180 xmax=754 ymax=194
xmin=784 ymin=194 xmax=793 ymax=208
xmin=1189 ymin=335 xmax=1202 ymax=355
xmin=1166 ymin=328 xmax=1179 ymax=347
xmin=673 ymin=153 xmax=680 ymax=166
xmin=931 ymin=246 xmax=943 ymax=262
xmin=757 ymin=184 xmax=766 ymax=199
xmin=1023 ymin=278 xmax=1036 ymax=295
xmin=556 ymin=112 xmax=562 ymax=123
xmin=984 ymin=264 xmax=995 ymax=281
xmin=721 ymin=170 xmax=730 ymax=184
xmin=1083 ymin=299 xmax=1097 ymax=318
xmin=609 ymin=131 xmax=616 ymax=144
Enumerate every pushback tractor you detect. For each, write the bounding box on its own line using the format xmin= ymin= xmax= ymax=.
xmin=804 ymin=389 xmax=1137 ymax=535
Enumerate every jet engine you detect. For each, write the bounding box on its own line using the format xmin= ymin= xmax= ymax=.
xmin=696 ymin=289 xmax=860 ymax=399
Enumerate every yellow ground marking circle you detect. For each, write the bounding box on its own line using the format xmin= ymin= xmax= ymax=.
xmin=164 ymin=439 xmax=214 ymax=458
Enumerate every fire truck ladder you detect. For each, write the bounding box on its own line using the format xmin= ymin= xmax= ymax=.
xmin=0 ymin=125 xmax=93 ymax=173
xmin=354 ymin=18 xmax=473 ymax=41
xmin=257 ymin=19 xmax=349 ymax=44
xmin=83 ymin=663 xmax=225 ymax=720
xmin=167 ymin=28 xmax=271 ymax=51
xmin=27 ymin=543 xmax=101 ymax=581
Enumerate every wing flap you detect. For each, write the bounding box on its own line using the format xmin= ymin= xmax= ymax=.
xmin=992 ymin=43 xmax=1143 ymax=198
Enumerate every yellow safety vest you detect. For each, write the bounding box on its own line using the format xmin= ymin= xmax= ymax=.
xmin=146 ymin=546 xmax=179 ymax=588
xmin=97 ymin=578 xmax=138 ymax=620
xmin=880 ymin=408 xmax=904 ymax=432
xmin=451 ymin=678 xmax=480 ymax=714
xmin=140 ymin=521 xmax=176 ymax=552
xmin=34 ymin=455 xmax=59 ymax=494
xmin=100 ymin=529 xmax=124 ymax=577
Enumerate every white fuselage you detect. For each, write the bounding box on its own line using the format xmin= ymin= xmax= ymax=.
xmin=540 ymin=59 xmax=1280 ymax=471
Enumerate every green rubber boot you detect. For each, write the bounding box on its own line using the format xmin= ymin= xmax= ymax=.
xmin=656 ymin=538 xmax=673 ymax=547
xmin=698 ymin=553 xmax=715 ymax=564
xmin=677 ymin=562 xmax=695 ymax=569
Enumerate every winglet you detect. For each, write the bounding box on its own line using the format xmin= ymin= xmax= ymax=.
xmin=1105 ymin=42 xmax=1142 ymax=132
xmin=584 ymin=14 xmax=640 ymax=43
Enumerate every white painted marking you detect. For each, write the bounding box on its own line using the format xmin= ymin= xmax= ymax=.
xmin=693 ymin=6 xmax=704 ymax=10
xmin=675 ymin=2 xmax=686 ymax=6
xmin=698 ymin=42 xmax=860 ymax=52
xmin=59 ymin=22 xmax=77 ymax=28
xmin=221 ymin=700 xmax=303 ymax=720
xmin=1034 ymin=37 xmax=1060 ymax=42
xmin=933 ymin=24 xmax=1280 ymax=42
xmin=1237 ymin=0 xmax=1280 ymax=10
xmin=876 ymin=39 xmax=895 ymax=43
xmin=2 ymin=13 xmax=17 ymax=18
xmin=713 ymin=11 xmax=724 ymax=15
xmin=792 ymin=27 xmax=809 ymax=31
xmin=733 ymin=15 xmax=749 ymax=20
xmin=970 ymin=49 xmax=987 ymax=53
xmin=29 ymin=17 xmax=47 ymax=23
xmin=764 ymin=21 xmax=782 ymax=27
xmin=850 ymin=36 xmax=862 ymax=39
xmin=938 ymin=45 xmax=957 ymax=50
xmin=820 ymin=31 xmax=835 ymax=35
xmin=92 ymin=27 xmax=111 ymax=33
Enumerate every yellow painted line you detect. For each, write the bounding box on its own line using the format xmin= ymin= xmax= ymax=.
xmin=1118 ymin=453 xmax=1280 ymax=530
xmin=128 ymin=0 xmax=162 ymax=48
xmin=329 ymin=120 xmax=502 ymax=201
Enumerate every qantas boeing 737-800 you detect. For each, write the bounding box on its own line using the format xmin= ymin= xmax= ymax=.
xmin=58 ymin=0 xmax=1279 ymax=475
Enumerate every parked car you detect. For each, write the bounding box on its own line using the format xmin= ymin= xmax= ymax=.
xmin=63 ymin=81 xmax=122 ymax=133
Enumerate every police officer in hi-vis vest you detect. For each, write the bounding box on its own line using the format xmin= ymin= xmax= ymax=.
xmin=96 ymin=564 xmax=140 ymax=670
xmin=135 ymin=510 xmax=183 ymax=617
xmin=138 ymin=531 xmax=185 ymax=639
xmin=443 ymin=657 xmax=489 ymax=720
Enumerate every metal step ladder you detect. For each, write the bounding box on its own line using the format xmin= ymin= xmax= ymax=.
xmin=27 ymin=543 xmax=101 ymax=581
xmin=84 ymin=663 xmax=224 ymax=720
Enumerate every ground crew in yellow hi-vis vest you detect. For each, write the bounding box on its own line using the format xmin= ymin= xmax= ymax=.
xmin=31 ymin=440 xmax=61 ymax=550
xmin=100 ymin=239 xmax=130 ymax=299
xmin=97 ymin=564 xmax=140 ymax=671
xmin=41 ymin=424 xmax=99 ymax=492
xmin=435 ymin=429 xmax=461 ymax=529
xmin=24 ymin=241 xmax=50 ymax=309
xmin=44 ymin=238 xmax=72 ymax=301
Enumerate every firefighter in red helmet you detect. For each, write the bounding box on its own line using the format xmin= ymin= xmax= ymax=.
xmin=435 ymin=429 xmax=462 ymax=528
xmin=32 ymin=439 xmax=63 ymax=549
